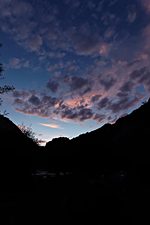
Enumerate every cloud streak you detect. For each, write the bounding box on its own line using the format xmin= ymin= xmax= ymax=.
xmin=8 ymin=57 xmax=30 ymax=69
xmin=40 ymin=123 xmax=60 ymax=129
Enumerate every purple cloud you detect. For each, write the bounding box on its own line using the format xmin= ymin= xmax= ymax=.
xmin=59 ymin=105 xmax=95 ymax=121
xmin=120 ymin=81 xmax=134 ymax=93
xmin=0 ymin=0 xmax=33 ymax=18
xmin=108 ymin=96 xmax=141 ymax=113
xmin=47 ymin=80 xmax=59 ymax=93
xmin=130 ymin=67 xmax=147 ymax=79
xmin=97 ymin=97 xmax=109 ymax=109
xmin=69 ymin=24 xmax=101 ymax=56
xmin=130 ymin=67 xmax=150 ymax=90
xmin=91 ymin=95 xmax=101 ymax=102
xmin=140 ymin=0 xmax=150 ymax=14
xmin=13 ymin=91 xmax=60 ymax=118
xmin=13 ymin=90 xmax=31 ymax=98
xmin=26 ymin=35 xmax=43 ymax=52
xmin=69 ymin=76 xmax=89 ymax=91
xmin=12 ymin=89 xmax=104 ymax=122
xmin=127 ymin=5 xmax=137 ymax=23
xmin=28 ymin=95 xmax=41 ymax=106
xmin=8 ymin=57 xmax=30 ymax=69
xmin=93 ymin=113 xmax=105 ymax=122
xmin=100 ymin=77 xmax=116 ymax=90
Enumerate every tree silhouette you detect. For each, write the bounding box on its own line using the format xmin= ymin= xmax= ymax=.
xmin=0 ymin=44 xmax=15 ymax=108
xmin=18 ymin=124 xmax=43 ymax=145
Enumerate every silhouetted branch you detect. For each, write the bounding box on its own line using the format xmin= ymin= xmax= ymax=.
xmin=18 ymin=124 xmax=43 ymax=145
xmin=0 ymin=109 xmax=9 ymax=116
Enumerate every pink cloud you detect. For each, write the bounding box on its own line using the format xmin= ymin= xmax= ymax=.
xmin=40 ymin=123 xmax=60 ymax=129
xmin=8 ymin=57 xmax=30 ymax=69
xmin=99 ymin=43 xmax=110 ymax=56
xmin=27 ymin=35 xmax=43 ymax=52
xmin=141 ymin=0 xmax=150 ymax=13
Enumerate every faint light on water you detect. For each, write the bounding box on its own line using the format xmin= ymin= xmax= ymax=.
xmin=32 ymin=170 xmax=72 ymax=178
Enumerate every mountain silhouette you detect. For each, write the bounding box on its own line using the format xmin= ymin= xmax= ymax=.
xmin=0 ymin=99 xmax=150 ymax=224
xmin=0 ymin=115 xmax=37 ymax=190
xmin=1 ymin=98 xmax=150 ymax=175
xmin=45 ymin=98 xmax=150 ymax=172
xmin=43 ymin=99 xmax=150 ymax=224
xmin=0 ymin=115 xmax=37 ymax=150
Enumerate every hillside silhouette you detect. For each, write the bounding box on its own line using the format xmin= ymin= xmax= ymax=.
xmin=0 ymin=115 xmax=37 ymax=190
xmin=1 ymin=98 xmax=150 ymax=172
xmin=0 ymin=99 xmax=150 ymax=224
xmin=1 ymin=98 xmax=150 ymax=184
xmin=44 ymin=98 xmax=150 ymax=172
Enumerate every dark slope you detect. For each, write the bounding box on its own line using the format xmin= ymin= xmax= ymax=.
xmin=0 ymin=115 xmax=37 ymax=190
xmin=38 ymin=99 xmax=150 ymax=224
xmin=1 ymin=98 xmax=150 ymax=189
xmin=0 ymin=115 xmax=36 ymax=150
xmin=0 ymin=100 xmax=150 ymax=224
xmin=71 ymin=98 xmax=150 ymax=147
xmin=45 ymin=99 xmax=150 ymax=171
xmin=72 ymin=98 xmax=150 ymax=163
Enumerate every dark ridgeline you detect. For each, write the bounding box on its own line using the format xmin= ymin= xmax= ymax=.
xmin=0 ymin=99 xmax=150 ymax=224
xmin=0 ymin=115 xmax=38 ymax=190
xmin=45 ymin=98 xmax=150 ymax=173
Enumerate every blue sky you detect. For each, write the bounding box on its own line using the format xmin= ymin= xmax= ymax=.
xmin=0 ymin=0 xmax=150 ymax=144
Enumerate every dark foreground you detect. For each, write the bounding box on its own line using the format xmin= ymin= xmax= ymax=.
xmin=1 ymin=100 xmax=150 ymax=224
xmin=0 ymin=166 xmax=150 ymax=225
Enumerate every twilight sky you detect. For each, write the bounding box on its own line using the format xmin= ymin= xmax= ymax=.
xmin=0 ymin=0 xmax=150 ymax=143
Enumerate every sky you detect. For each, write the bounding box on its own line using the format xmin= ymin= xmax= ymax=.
xmin=0 ymin=0 xmax=150 ymax=144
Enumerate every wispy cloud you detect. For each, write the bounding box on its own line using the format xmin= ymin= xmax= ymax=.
xmin=8 ymin=57 xmax=30 ymax=69
xmin=140 ymin=0 xmax=150 ymax=14
xmin=127 ymin=10 xmax=137 ymax=23
xmin=40 ymin=123 xmax=61 ymax=129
